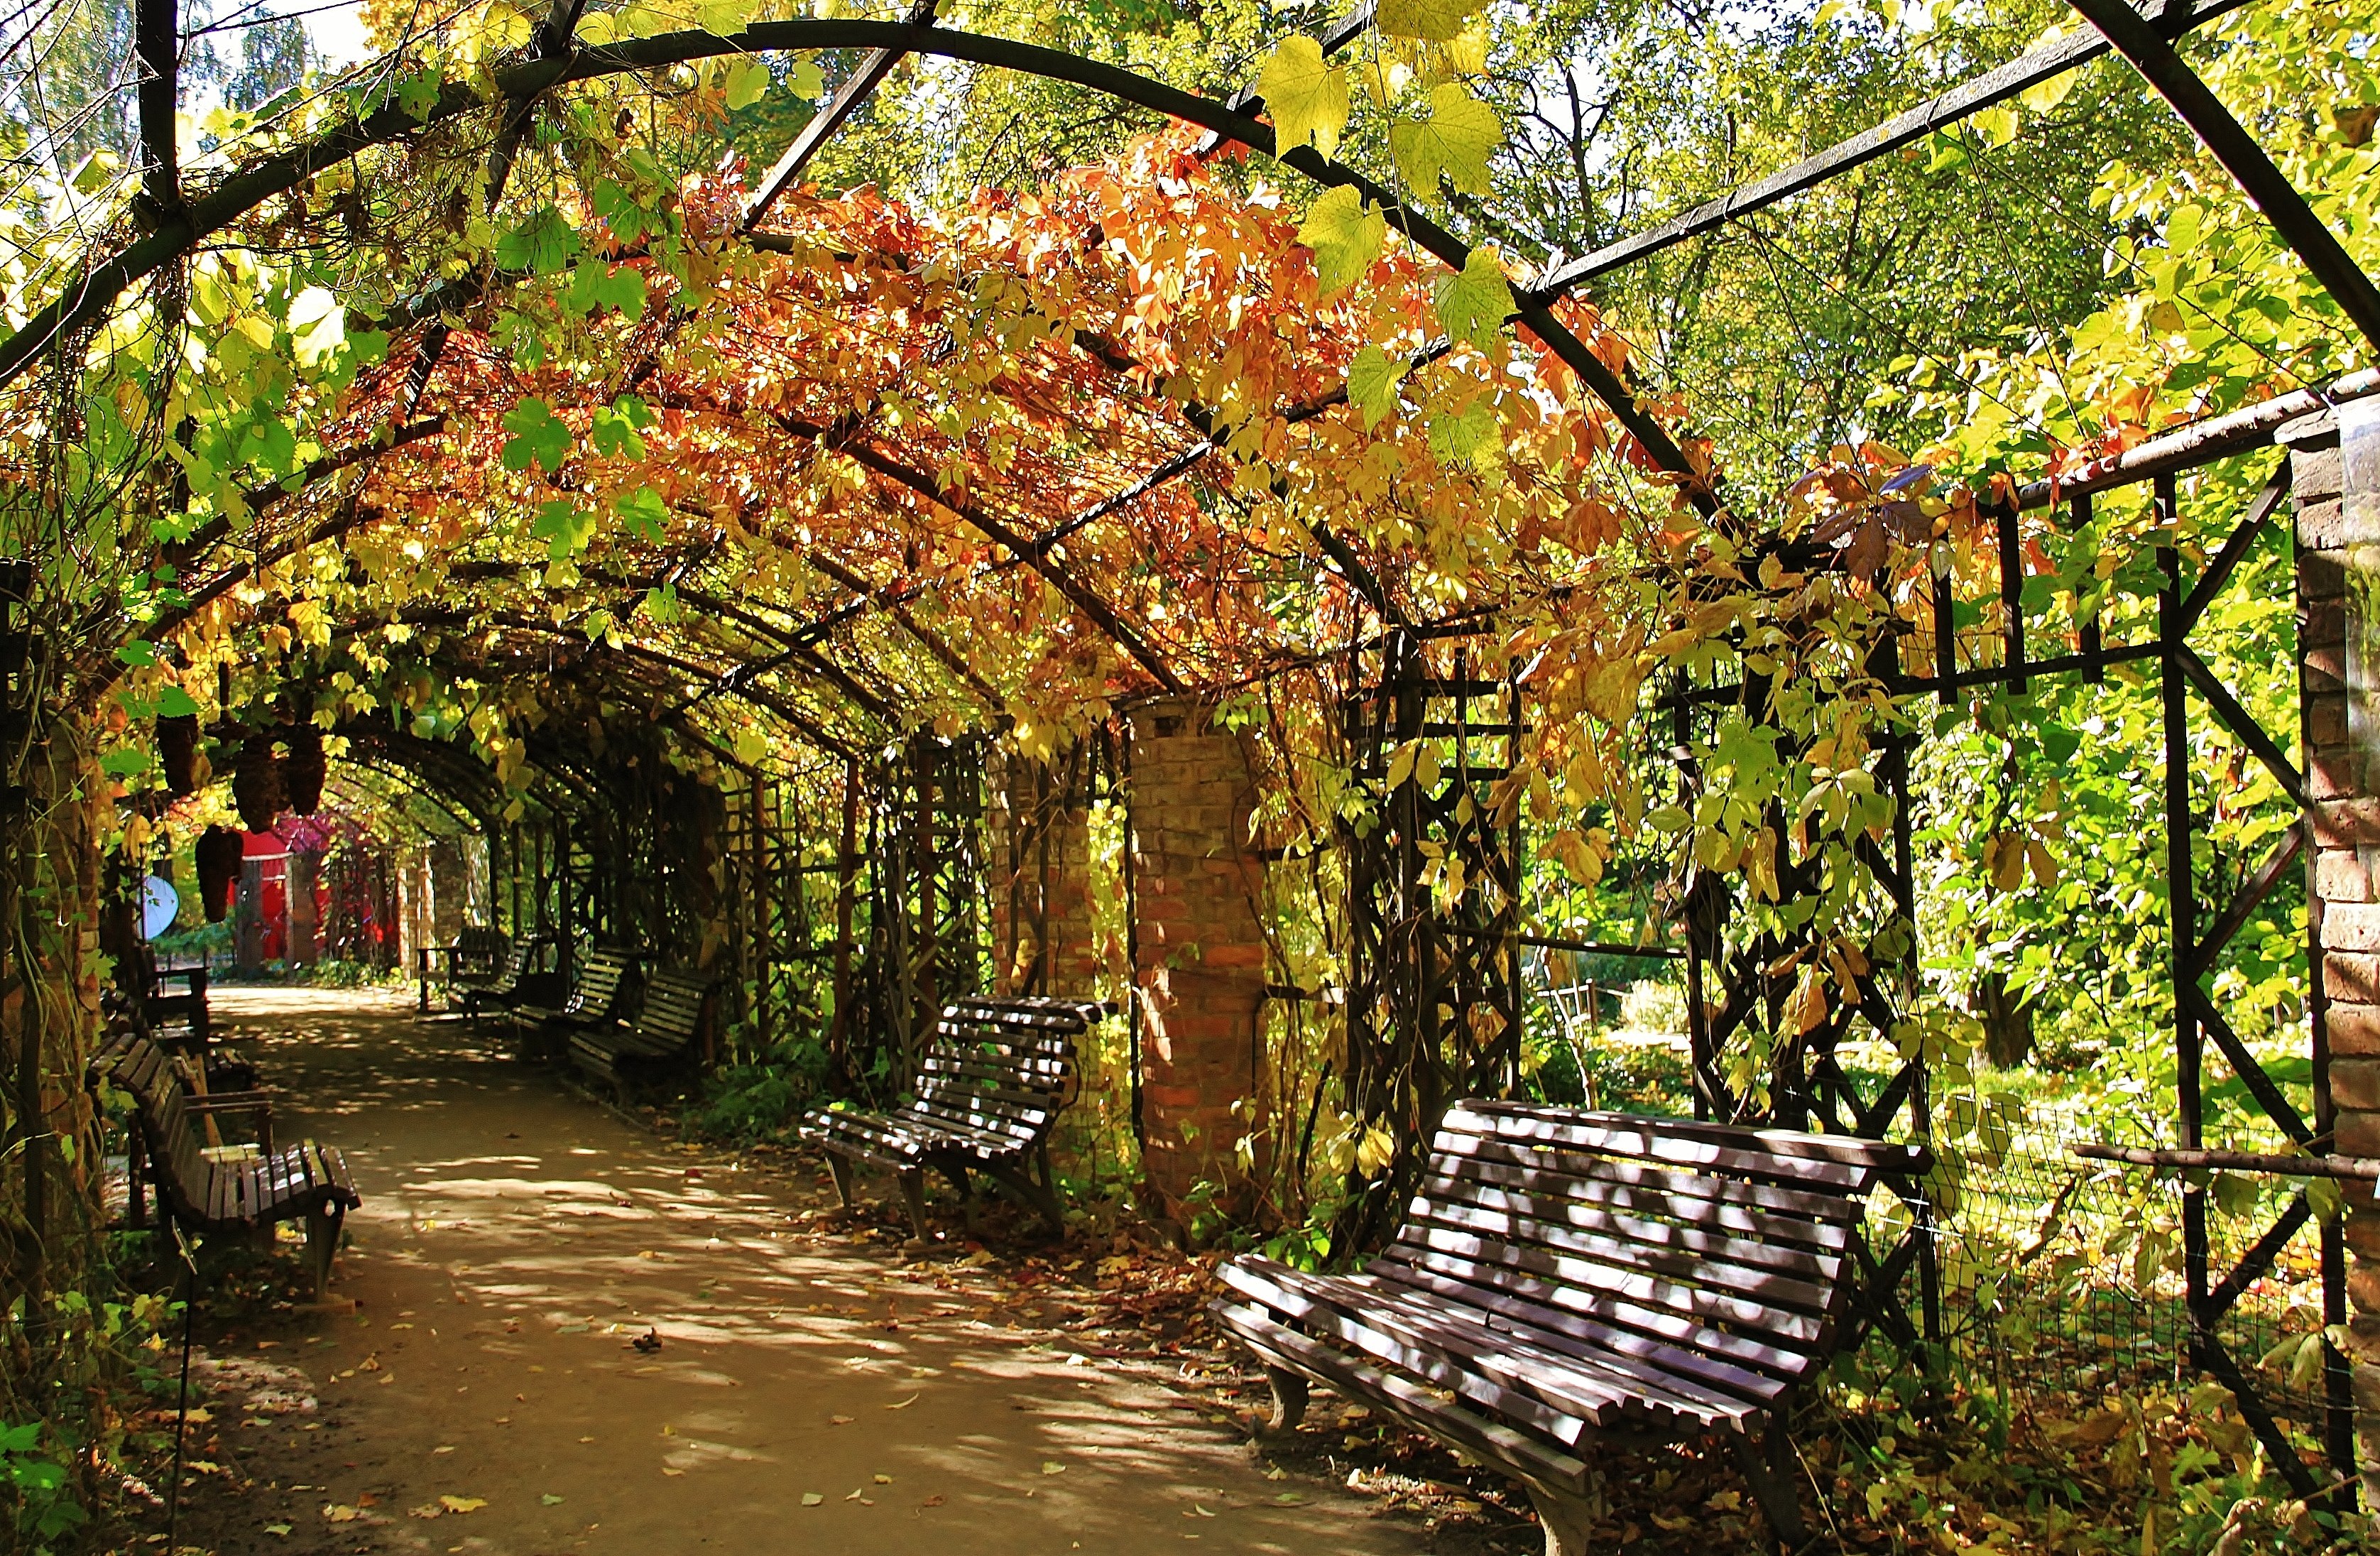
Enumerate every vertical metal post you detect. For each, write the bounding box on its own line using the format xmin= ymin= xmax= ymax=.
xmin=1934 ymin=551 xmax=1958 ymax=705
xmin=1999 ymin=496 xmax=2028 ymax=695
xmin=2075 ymin=493 xmax=2105 ymax=684
xmin=2158 ymin=474 xmax=2210 ymax=1361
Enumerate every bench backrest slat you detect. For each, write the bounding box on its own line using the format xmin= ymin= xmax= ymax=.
xmin=631 ymin=971 xmax=711 ymax=1045
xmin=564 ymin=950 xmax=635 ymax=1018
xmin=904 ymin=997 xmax=1100 ymax=1143
xmin=1380 ymin=1103 xmax=1925 ymax=1386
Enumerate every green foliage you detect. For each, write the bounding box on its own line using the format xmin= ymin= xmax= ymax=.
xmin=0 ymin=1420 xmax=85 ymax=1550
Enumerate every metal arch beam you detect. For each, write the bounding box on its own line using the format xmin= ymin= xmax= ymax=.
xmin=742 ymin=0 xmax=939 ymax=232
xmin=0 ymin=22 xmax=1698 ymax=491
xmin=1527 ymin=0 xmax=2250 ymax=298
xmin=2064 ymin=0 xmax=2380 ymax=352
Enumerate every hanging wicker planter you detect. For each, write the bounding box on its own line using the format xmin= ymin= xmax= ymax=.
xmin=283 ymin=721 xmax=326 ymax=815
xmin=231 ymin=732 xmax=284 ymax=833
xmin=195 ymin=825 xmax=244 ymax=922
xmin=158 ymin=715 xmax=198 ymax=797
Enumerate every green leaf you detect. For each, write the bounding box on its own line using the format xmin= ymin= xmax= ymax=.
xmin=1257 ymin=36 xmax=1350 ymax=159
xmin=1924 ymin=131 xmax=1970 ymax=173
xmin=501 ymin=396 xmax=572 ymax=474
xmin=1297 ymin=185 xmax=1385 ymax=298
xmin=530 ymin=499 xmax=596 ymax=560
xmin=102 ymin=749 xmax=153 ymax=776
xmin=1347 ymin=344 xmax=1408 ymax=428
xmin=1375 ymin=0 xmax=1486 ymax=40
xmin=155 ymin=685 xmax=201 ymax=717
xmin=495 ymin=205 xmax=584 ymax=276
xmin=593 ymin=266 xmax=648 ymax=321
xmin=787 ymin=59 xmax=824 ymax=97
xmin=2017 ymin=68 xmax=2075 ymax=114
xmin=616 ymin=486 xmax=670 ymax=541
xmin=723 ymin=56 xmax=769 ymax=111
xmin=1387 ymin=83 xmax=1500 ymax=196
xmin=1426 ymin=395 xmax=1500 ymax=468
xmin=1971 ymin=104 xmax=2020 ymax=148
xmin=114 ymin=641 xmax=158 ymax=667
xmin=1433 ymin=246 xmax=1514 ymax=351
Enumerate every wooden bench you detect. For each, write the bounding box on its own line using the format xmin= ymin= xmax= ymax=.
xmin=89 ymin=1033 xmax=361 ymax=1295
xmin=458 ymin=936 xmax=544 ymax=1024
xmin=569 ymin=968 xmax=712 ymax=1099
xmin=798 ymin=996 xmax=1105 ymax=1244
xmin=1211 ymin=1101 xmax=1928 ymax=1553
xmin=518 ymin=947 xmax=638 ymax=1034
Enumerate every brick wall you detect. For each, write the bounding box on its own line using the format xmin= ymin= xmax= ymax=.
xmin=1128 ymin=696 xmax=1270 ymax=1213
xmin=2293 ymin=405 xmax=2380 ymax=1501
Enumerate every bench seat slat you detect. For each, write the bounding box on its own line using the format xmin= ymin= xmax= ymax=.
xmin=1226 ymin=1258 xmax=1751 ymax=1432
xmin=1211 ymin=1300 xmax=1595 ymax=1494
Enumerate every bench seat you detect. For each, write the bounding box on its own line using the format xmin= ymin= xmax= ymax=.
xmin=570 ymin=968 xmax=711 ymax=1099
xmin=799 ymin=996 xmax=1105 ymax=1242
xmin=1212 ymin=1101 xmax=1927 ymax=1554
xmin=89 ymin=1033 xmax=361 ymax=1295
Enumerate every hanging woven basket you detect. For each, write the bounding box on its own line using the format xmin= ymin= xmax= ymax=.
xmin=231 ymin=732 xmax=284 ymax=833
xmin=283 ymin=721 xmax=326 ymax=815
xmin=195 ymin=826 xmax=244 ymax=923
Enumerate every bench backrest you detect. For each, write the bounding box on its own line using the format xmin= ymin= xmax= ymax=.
xmin=92 ymin=1034 xmax=217 ymax=1223
xmin=453 ymin=925 xmax=508 ymax=976
xmin=909 ymin=996 xmax=1103 ymax=1150
xmin=565 ymin=949 xmax=636 ymax=1019
xmin=633 ymin=970 xmax=711 ymax=1045
xmin=1374 ymin=1101 xmax=1926 ymax=1395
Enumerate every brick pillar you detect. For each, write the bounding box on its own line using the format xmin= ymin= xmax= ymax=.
xmin=1128 ymin=697 xmax=1270 ymax=1215
xmin=984 ymin=744 xmax=1098 ymax=997
xmin=2295 ymin=398 xmax=2380 ymax=1500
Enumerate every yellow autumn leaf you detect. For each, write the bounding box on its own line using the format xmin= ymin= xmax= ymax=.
xmin=1389 ymin=82 xmax=1501 ymax=196
xmin=439 ymin=1496 xmax=487 ymax=1514
xmin=1297 ymin=185 xmax=1386 ymax=298
xmin=1375 ymin=0 xmax=1487 ymax=42
xmin=1257 ymin=36 xmax=1350 ymax=159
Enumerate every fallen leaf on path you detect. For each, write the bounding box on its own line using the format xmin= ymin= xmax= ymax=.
xmin=844 ymin=1489 xmax=866 ymax=1501
xmin=356 ymin=1492 xmax=380 ymax=1508
xmin=801 ymin=1492 xmax=824 ymax=1507
xmin=432 ymin=1445 xmax=455 ymax=1454
xmin=439 ymin=1496 xmax=486 ymax=1513
xmin=1042 ymin=1462 xmax=1066 ymax=1476
xmin=408 ymin=1506 xmax=442 ymax=1520
xmin=887 ymin=1394 xmax=919 ymax=1410
xmin=541 ymin=1494 xmax=564 ymax=1505
xmin=322 ymin=1505 xmax=360 ymax=1522
xmin=579 ymin=1435 xmax=596 ymax=1443
xmin=873 ymin=1474 xmax=892 ymax=1484
xmin=1191 ymin=1504 xmax=1216 ymax=1518
xmin=185 ymin=1407 xmax=214 ymax=1423
xmin=920 ymin=1495 xmax=944 ymax=1508
xmin=662 ymin=1468 xmax=685 ymax=1477
xmin=263 ymin=1525 xmax=292 ymax=1536
xmin=1273 ymin=1494 xmax=1304 ymax=1506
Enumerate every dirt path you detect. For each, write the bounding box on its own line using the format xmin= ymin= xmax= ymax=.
xmin=160 ymin=986 xmax=1451 ymax=1556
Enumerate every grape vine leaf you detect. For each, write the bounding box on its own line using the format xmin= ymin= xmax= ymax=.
xmin=495 ymin=206 xmax=584 ymax=276
xmin=1297 ymin=185 xmax=1385 ymax=297
xmin=501 ymin=397 xmax=571 ymax=474
xmin=1387 ymin=83 xmax=1500 ymax=196
xmin=724 ymin=57 xmax=770 ymax=111
xmin=1434 ymin=246 xmax=1514 ymax=351
xmin=1375 ymin=0 xmax=1487 ymax=41
xmin=1348 ymin=344 xmax=1408 ymax=427
xmin=1258 ymin=36 xmax=1350 ymax=159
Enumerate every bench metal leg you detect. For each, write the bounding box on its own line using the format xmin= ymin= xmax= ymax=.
xmin=1263 ymin=1366 xmax=1309 ymax=1431
xmin=303 ymin=1203 xmax=344 ymax=1297
xmin=826 ymin=1153 xmax=857 ymax=1212
xmin=897 ymin=1169 xmax=931 ymax=1245
xmin=1523 ymin=1477 xmax=1607 ymax=1556
xmin=1727 ymin=1415 xmax=1806 ymax=1548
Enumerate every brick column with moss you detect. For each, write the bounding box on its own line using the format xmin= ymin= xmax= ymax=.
xmin=1127 ymin=697 xmax=1270 ymax=1216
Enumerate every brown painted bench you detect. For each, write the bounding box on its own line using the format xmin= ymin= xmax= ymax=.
xmin=569 ymin=968 xmax=712 ymax=1099
xmin=1211 ymin=1101 xmax=1928 ymax=1554
xmin=89 ymin=1033 xmax=360 ymax=1295
xmin=799 ymin=996 xmax=1105 ymax=1243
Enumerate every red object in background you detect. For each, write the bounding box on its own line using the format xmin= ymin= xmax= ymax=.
xmin=244 ymin=830 xmax=290 ymax=962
